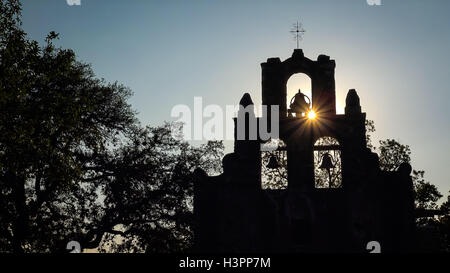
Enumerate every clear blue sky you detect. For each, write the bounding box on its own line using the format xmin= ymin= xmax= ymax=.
xmin=21 ymin=0 xmax=449 ymax=197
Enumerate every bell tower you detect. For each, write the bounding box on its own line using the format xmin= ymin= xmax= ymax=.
xmin=261 ymin=49 xmax=351 ymax=190
xmin=261 ymin=49 xmax=336 ymax=122
xmin=194 ymin=48 xmax=415 ymax=253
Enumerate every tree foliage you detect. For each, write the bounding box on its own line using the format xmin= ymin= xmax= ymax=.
xmin=0 ymin=0 xmax=224 ymax=253
xmin=372 ymin=122 xmax=448 ymax=251
xmin=376 ymin=135 xmax=443 ymax=211
xmin=365 ymin=119 xmax=376 ymax=150
xmin=412 ymin=170 xmax=442 ymax=210
xmin=378 ymin=139 xmax=411 ymax=172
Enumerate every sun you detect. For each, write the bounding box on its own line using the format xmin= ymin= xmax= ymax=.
xmin=307 ymin=110 xmax=317 ymax=120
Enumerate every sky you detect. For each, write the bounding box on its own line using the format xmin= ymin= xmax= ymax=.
xmin=20 ymin=0 xmax=450 ymax=197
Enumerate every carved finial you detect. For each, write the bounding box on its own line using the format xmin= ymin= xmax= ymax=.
xmin=345 ymin=89 xmax=361 ymax=115
xmin=239 ymin=93 xmax=254 ymax=108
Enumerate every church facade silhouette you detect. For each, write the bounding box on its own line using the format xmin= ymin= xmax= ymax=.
xmin=193 ymin=49 xmax=415 ymax=253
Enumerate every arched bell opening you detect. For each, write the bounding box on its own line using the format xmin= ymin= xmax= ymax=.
xmin=286 ymin=73 xmax=313 ymax=118
xmin=313 ymin=137 xmax=342 ymax=188
xmin=261 ymin=139 xmax=287 ymax=189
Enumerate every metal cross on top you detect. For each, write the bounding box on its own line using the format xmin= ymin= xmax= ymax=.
xmin=290 ymin=21 xmax=306 ymax=49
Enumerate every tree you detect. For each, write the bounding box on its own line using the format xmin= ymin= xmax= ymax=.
xmin=371 ymin=122 xmax=448 ymax=251
xmin=365 ymin=119 xmax=376 ymax=150
xmin=378 ymin=139 xmax=411 ymax=172
xmin=0 ymin=0 xmax=224 ymax=253
xmin=412 ymin=170 xmax=442 ymax=210
xmin=89 ymin=125 xmax=223 ymax=253
xmin=376 ymin=137 xmax=443 ymax=211
xmin=437 ymin=194 xmax=450 ymax=252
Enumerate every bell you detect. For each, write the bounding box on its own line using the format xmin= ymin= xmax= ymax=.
xmin=266 ymin=155 xmax=280 ymax=169
xmin=319 ymin=153 xmax=335 ymax=170
xmin=289 ymin=90 xmax=311 ymax=115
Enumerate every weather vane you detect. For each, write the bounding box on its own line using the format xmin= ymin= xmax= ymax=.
xmin=290 ymin=21 xmax=306 ymax=49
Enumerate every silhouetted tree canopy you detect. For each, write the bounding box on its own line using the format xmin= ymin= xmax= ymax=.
xmin=0 ymin=0 xmax=223 ymax=253
xmin=376 ymin=138 xmax=443 ymax=211
xmin=362 ymin=123 xmax=448 ymax=251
